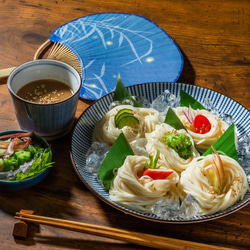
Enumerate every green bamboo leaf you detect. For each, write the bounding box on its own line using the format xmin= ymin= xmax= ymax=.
xmin=164 ymin=107 xmax=186 ymax=130
xmin=98 ymin=133 xmax=134 ymax=190
xmin=203 ymin=123 xmax=239 ymax=162
xmin=180 ymin=89 xmax=206 ymax=110
xmin=113 ymin=74 xmax=144 ymax=107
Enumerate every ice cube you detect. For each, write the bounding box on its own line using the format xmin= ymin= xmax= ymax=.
xmin=130 ymin=138 xmax=148 ymax=156
xmin=121 ymin=99 xmax=134 ymax=106
xmin=132 ymin=96 xmax=150 ymax=108
xmin=151 ymin=198 xmax=181 ymax=219
xmin=132 ymin=146 xmax=148 ymax=156
xmin=204 ymin=98 xmax=213 ymax=110
xmin=179 ymin=194 xmax=200 ymax=219
xmin=85 ymin=153 xmax=102 ymax=174
xmin=219 ymin=113 xmax=234 ymax=125
xmin=150 ymin=90 xmax=180 ymax=112
xmin=204 ymin=98 xmax=219 ymax=116
xmin=210 ymin=107 xmax=220 ymax=116
xmin=166 ymin=92 xmax=178 ymax=108
xmin=87 ymin=142 xmax=109 ymax=157
xmin=109 ymin=100 xmax=122 ymax=110
xmin=237 ymin=134 xmax=250 ymax=172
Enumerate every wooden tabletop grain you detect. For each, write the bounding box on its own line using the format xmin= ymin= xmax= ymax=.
xmin=0 ymin=0 xmax=249 ymax=249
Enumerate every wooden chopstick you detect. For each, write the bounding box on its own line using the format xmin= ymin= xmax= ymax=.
xmin=15 ymin=212 xmax=234 ymax=250
xmin=0 ymin=67 xmax=16 ymax=78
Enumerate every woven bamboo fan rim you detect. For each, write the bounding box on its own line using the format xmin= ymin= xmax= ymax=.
xmin=33 ymin=39 xmax=82 ymax=76
xmin=33 ymin=39 xmax=52 ymax=60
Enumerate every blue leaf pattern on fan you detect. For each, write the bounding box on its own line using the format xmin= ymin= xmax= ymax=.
xmin=49 ymin=13 xmax=183 ymax=100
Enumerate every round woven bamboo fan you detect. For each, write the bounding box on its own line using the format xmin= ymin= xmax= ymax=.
xmin=34 ymin=13 xmax=184 ymax=101
xmin=34 ymin=40 xmax=82 ymax=77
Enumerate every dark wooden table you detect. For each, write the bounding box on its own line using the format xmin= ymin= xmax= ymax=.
xmin=0 ymin=0 xmax=249 ymax=249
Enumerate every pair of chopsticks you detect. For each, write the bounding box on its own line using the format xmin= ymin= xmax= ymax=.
xmin=14 ymin=212 xmax=234 ymax=250
xmin=0 ymin=67 xmax=16 ymax=78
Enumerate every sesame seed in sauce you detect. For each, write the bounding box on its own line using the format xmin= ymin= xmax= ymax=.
xmin=17 ymin=79 xmax=73 ymax=104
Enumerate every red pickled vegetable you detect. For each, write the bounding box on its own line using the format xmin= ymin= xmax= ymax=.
xmin=140 ymin=169 xmax=174 ymax=180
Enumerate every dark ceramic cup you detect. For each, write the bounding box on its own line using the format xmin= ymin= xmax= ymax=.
xmin=7 ymin=59 xmax=81 ymax=141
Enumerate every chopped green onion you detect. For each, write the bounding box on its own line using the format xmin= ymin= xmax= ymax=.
xmin=164 ymin=133 xmax=192 ymax=159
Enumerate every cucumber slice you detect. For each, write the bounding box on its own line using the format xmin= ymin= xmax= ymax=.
xmin=114 ymin=108 xmax=140 ymax=128
xmin=117 ymin=115 xmax=139 ymax=129
xmin=115 ymin=108 xmax=133 ymax=120
xmin=115 ymin=108 xmax=133 ymax=126
xmin=115 ymin=113 xmax=135 ymax=127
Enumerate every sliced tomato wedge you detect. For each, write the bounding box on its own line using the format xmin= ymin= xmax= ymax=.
xmin=140 ymin=169 xmax=174 ymax=180
xmin=193 ymin=114 xmax=211 ymax=134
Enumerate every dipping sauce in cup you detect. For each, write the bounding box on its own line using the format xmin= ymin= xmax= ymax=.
xmin=17 ymin=79 xmax=73 ymax=104
xmin=7 ymin=59 xmax=81 ymax=141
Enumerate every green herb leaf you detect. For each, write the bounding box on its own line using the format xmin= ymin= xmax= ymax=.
xmin=98 ymin=133 xmax=134 ymax=190
xmin=180 ymin=89 xmax=206 ymax=110
xmin=203 ymin=123 xmax=239 ymax=162
xmin=14 ymin=146 xmax=54 ymax=181
xmin=164 ymin=107 xmax=186 ymax=130
xmin=113 ymin=74 xmax=144 ymax=108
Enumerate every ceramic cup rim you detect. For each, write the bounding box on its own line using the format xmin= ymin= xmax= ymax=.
xmin=7 ymin=59 xmax=82 ymax=106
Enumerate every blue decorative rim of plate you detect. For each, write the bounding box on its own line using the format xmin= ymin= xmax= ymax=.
xmin=0 ymin=130 xmax=51 ymax=190
xmin=70 ymin=82 xmax=250 ymax=224
xmin=49 ymin=13 xmax=183 ymax=100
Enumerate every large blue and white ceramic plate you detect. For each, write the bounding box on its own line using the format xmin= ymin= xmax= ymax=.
xmin=50 ymin=13 xmax=183 ymax=100
xmin=70 ymin=82 xmax=250 ymax=223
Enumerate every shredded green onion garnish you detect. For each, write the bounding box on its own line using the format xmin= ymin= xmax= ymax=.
xmin=144 ymin=150 xmax=161 ymax=170
xmin=164 ymin=133 xmax=192 ymax=160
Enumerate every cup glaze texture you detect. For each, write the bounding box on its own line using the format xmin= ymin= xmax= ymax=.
xmin=7 ymin=59 xmax=81 ymax=140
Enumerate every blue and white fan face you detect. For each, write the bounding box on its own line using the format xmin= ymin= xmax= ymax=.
xmin=49 ymin=13 xmax=183 ymax=100
xmin=71 ymin=82 xmax=250 ymax=224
